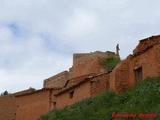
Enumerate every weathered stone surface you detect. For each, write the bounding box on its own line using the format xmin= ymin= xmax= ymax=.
xmin=43 ymin=71 xmax=69 ymax=88
xmin=133 ymin=35 xmax=160 ymax=55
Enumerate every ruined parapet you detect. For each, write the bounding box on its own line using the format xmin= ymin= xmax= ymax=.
xmin=69 ymin=51 xmax=119 ymax=78
xmin=43 ymin=51 xmax=119 ymax=88
xmin=43 ymin=71 xmax=70 ymax=88
xmin=133 ymin=35 xmax=160 ymax=56
xmin=73 ymin=51 xmax=117 ymax=65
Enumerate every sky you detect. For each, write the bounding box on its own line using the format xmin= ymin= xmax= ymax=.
xmin=0 ymin=0 xmax=160 ymax=93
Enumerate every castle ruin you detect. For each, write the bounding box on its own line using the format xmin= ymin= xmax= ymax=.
xmin=0 ymin=35 xmax=160 ymax=120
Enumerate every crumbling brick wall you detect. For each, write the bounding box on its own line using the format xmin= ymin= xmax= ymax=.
xmin=72 ymin=51 xmax=116 ymax=65
xmin=70 ymin=57 xmax=104 ymax=78
xmin=44 ymin=71 xmax=69 ymax=88
xmin=69 ymin=51 xmax=118 ymax=78
xmin=132 ymin=44 xmax=160 ymax=79
xmin=133 ymin=35 xmax=160 ymax=55
xmin=110 ymin=41 xmax=160 ymax=93
xmin=0 ymin=95 xmax=16 ymax=120
xmin=43 ymin=51 xmax=118 ymax=89
xmin=110 ymin=57 xmax=131 ymax=93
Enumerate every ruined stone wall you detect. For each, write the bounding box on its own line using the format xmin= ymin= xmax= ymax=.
xmin=110 ymin=57 xmax=131 ymax=93
xmin=0 ymin=95 xmax=16 ymax=120
xmin=69 ymin=51 xmax=118 ymax=78
xmin=110 ymin=44 xmax=160 ymax=93
xmin=43 ymin=51 xmax=118 ymax=89
xmin=44 ymin=71 xmax=69 ymax=88
xmin=72 ymin=51 xmax=116 ymax=65
xmin=133 ymin=35 xmax=160 ymax=55
xmin=133 ymin=44 xmax=159 ymax=78
xmin=90 ymin=73 xmax=110 ymax=96
xmin=16 ymin=90 xmax=51 ymax=120
xmin=54 ymin=73 xmax=111 ymax=109
xmin=55 ymin=81 xmax=91 ymax=109
xmin=70 ymin=57 xmax=104 ymax=78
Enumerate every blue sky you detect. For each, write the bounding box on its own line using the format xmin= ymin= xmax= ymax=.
xmin=0 ymin=0 xmax=160 ymax=93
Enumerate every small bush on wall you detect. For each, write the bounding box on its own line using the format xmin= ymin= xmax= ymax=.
xmin=102 ymin=57 xmax=119 ymax=71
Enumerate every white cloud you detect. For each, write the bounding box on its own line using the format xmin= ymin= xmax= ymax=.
xmin=0 ymin=25 xmax=72 ymax=93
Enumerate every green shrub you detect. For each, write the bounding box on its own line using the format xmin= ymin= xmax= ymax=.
xmin=102 ymin=57 xmax=119 ymax=71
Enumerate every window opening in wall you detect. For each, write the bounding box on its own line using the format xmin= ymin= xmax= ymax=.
xmin=135 ymin=67 xmax=143 ymax=82
xmin=53 ymin=102 xmax=56 ymax=109
xmin=69 ymin=90 xmax=74 ymax=99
